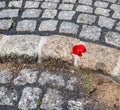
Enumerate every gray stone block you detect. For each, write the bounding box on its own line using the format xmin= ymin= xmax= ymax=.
xmin=79 ymin=0 xmax=92 ymax=6
xmin=18 ymin=87 xmax=42 ymax=110
xmin=0 ymin=1 xmax=6 ymax=8
xmin=45 ymin=0 xmax=60 ymax=2
xmin=41 ymin=2 xmax=57 ymax=9
xmin=94 ymin=1 xmax=109 ymax=8
xmin=63 ymin=0 xmax=77 ymax=3
xmin=38 ymin=71 xmax=65 ymax=87
xmin=0 ymin=19 xmax=12 ymax=30
xmin=16 ymin=20 xmax=37 ymax=32
xmin=103 ymin=0 xmax=117 ymax=3
xmin=39 ymin=20 xmax=58 ymax=31
xmin=58 ymin=3 xmax=74 ymax=10
xmin=67 ymin=100 xmax=85 ymax=110
xmin=94 ymin=8 xmax=110 ymax=17
xmin=22 ymin=9 xmax=41 ymax=18
xmin=66 ymin=77 xmax=77 ymax=91
xmin=58 ymin=11 xmax=75 ymax=20
xmin=76 ymin=5 xmax=93 ymax=13
xmin=112 ymin=11 xmax=120 ymax=19
xmin=25 ymin=1 xmax=40 ymax=8
xmin=105 ymin=32 xmax=120 ymax=47
xmin=98 ymin=16 xmax=115 ymax=29
xmin=80 ymin=25 xmax=101 ymax=41
xmin=0 ymin=9 xmax=19 ymax=18
xmin=9 ymin=0 xmax=23 ymax=8
xmin=110 ymin=4 xmax=120 ymax=11
xmin=0 ymin=87 xmax=17 ymax=105
xmin=40 ymin=88 xmax=63 ymax=110
xmin=14 ymin=69 xmax=39 ymax=85
xmin=0 ymin=69 xmax=13 ymax=84
xmin=59 ymin=22 xmax=79 ymax=34
xmin=115 ymin=22 xmax=120 ymax=31
xmin=42 ymin=9 xmax=57 ymax=18
xmin=77 ymin=14 xmax=96 ymax=24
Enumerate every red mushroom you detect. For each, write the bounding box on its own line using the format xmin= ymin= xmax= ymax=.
xmin=72 ymin=44 xmax=86 ymax=57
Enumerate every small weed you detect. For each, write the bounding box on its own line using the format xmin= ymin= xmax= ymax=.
xmin=84 ymin=85 xmax=95 ymax=94
xmin=82 ymin=69 xmax=94 ymax=82
xmin=37 ymin=99 xmax=43 ymax=106
xmin=11 ymin=17 xmax=16 ymax=28
xmin=87 ymin=74 xmax=94 ymax=82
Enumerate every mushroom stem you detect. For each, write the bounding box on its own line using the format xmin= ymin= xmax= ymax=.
xmin=74 ymin=55 xmax=79 ymax=67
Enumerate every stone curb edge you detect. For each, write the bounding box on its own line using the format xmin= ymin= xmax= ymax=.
xmin=0 ymin=34 xmax=120 ymax=83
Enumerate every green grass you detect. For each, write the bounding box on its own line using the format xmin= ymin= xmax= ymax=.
xmin=84 ymin=85 xmax=94 ymax=94
xmin=37 ymin=99 xmax=43 ymax=106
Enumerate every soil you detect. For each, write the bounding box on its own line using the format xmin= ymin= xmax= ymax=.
xmin=0 ymin=60 xmax=120 ymax=110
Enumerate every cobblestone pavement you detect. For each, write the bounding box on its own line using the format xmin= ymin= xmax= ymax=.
xmin=0 ymin=67 xmax=107 ymax=110
xmin=0 ymin=0 xmax=120 ymax=49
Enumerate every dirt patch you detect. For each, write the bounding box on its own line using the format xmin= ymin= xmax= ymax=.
xmin=91 ymin=77 xmax=120 ymax=110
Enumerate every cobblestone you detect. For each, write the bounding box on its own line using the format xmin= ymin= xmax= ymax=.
xmin=18 ymin=87 xmax=42 ymax=110
xmin=42 ymin=9 xmax=57 ymax=18
xmin=9 ymin=0 xmax=23 ymax=8
xmin=58 ymin=11 xmax=75 ymax=20
xmin=0 ymin=9 xmax=19 ymax=18
xmin=0 ymin=87 xmax=17 ymax=106
xmin=0 ymin=20 xmax=12 ymax=30
xmin=80 ymin=25 xmax=101 ymax=41
xmin=103 ymin=0 xmax=117 ymax=3
xmin=76 ymin=5 xmax=93 ymax=13
xmin=63 ymin=0 xmax=77 ymax=3
xmin=94 ymin=8 xmax=110 ymax=16
xmin=59 ymin=22 xmax=79 ymax=34
xmin=58 ymin=3 xmax=74 ymax=10
xmin=41 ymin=2 xmax=57 ymax=9
xmin=67 ymin=100 xmax=85 ymax=110
xmin=79 ymin=0 xmax=92 ymax=6
xmin=38 ymin=71 xmax=65 ymax=87
xmin=77 ymin=14 xmax=96 ymax=24
xmin=40 ymin=88 xmax=63 ymax=110
xmin=0 ymin=1 xmax=6 ymax=8
xmin=94 ymin=1 xmax=109 ymax=8
xmin=45 ymin=0 xmax=60 ymax=3
xmin=115 ymin=22 xmax=120 ymax=31
xmin=118 ymin=0 xmax=120 ymax=4
xmin=39 ymin=20 xmax=58 ymax=31
xmin=66 ymin=77 xmax=77 ymax=91
xmin=0 ymin=69 xmax=13 ymax=84
xmin=14 ymin=69 xmax=39 ymax=85
xmin=25 ymin=1 xmax=40 ymax=8
xmin=98 ymin=16 xmax=115 ymax=29
xmin=22 ymin=9 xmax=41 ymax=18
xmin=16 ymin=20 xmax=37 ymax=32
xmin=110 ymin=4 xmax=120 ymax=11
xmin=112 ymin=11 xmax=120 ymax=19
xmin=35 ymin=0 xmax=43 ymax=2
xmin=105 ymin=32 xmax=120 ymax=47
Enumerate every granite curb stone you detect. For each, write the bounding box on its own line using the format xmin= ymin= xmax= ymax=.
xmin=0 ymin=34 xmax=120 ymax=83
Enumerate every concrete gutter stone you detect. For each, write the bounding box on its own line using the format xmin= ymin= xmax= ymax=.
xmin=0 ymin=34 xmax=120 ymax=83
